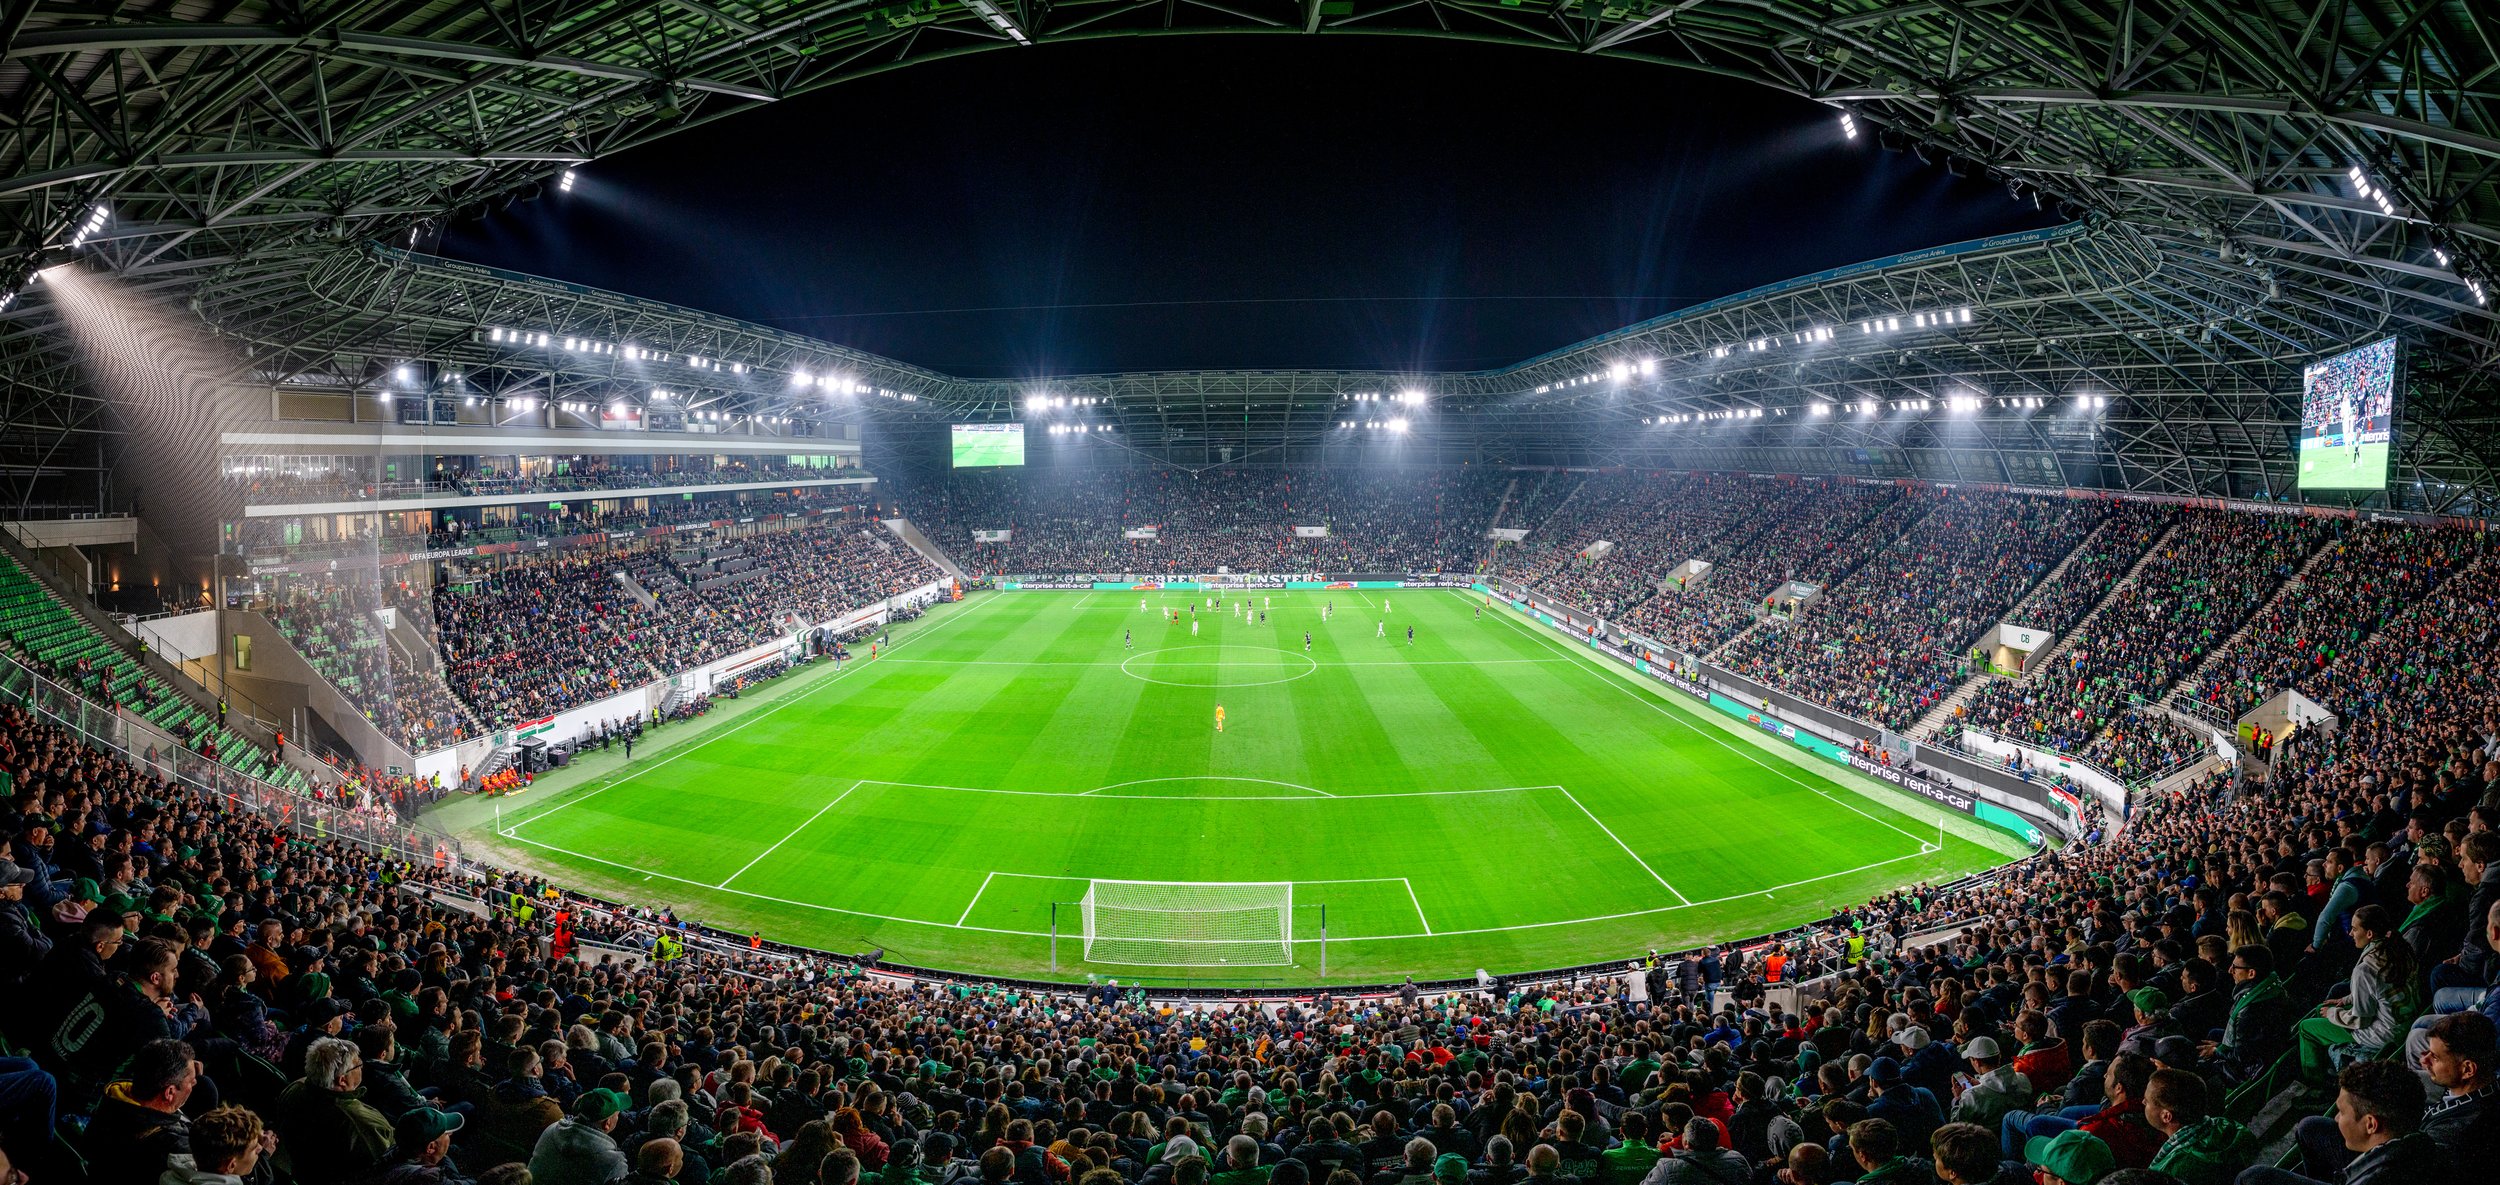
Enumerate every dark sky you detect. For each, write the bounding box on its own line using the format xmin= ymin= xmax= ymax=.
xmin=440 ymin=38 xmax=2055 ymax=380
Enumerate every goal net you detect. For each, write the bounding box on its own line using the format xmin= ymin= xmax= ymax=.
xmin=1078 ymin=880 xmax=1293 ymax=966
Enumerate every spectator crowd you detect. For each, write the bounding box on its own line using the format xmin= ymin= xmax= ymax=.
xmin=0 ymin=536 xmax=2494 ymax=1185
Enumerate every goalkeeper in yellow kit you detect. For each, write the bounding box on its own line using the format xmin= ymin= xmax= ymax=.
xmin=1214 ymin=705 xmax=1226 ymax=733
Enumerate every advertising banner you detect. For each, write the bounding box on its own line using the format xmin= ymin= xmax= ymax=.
xmin=1292 ymin=525 xmax=1330 ymax=538
xmin=1122 ymin=526 xmax=1159 ymax=539
xmin=972 ymin=529 xmax=1011 ymax=542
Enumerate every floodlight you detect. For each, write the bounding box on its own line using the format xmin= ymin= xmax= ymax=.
xmin=559 ymin=169 xmax=577 ymax=192
xmin=394 ymin=365 xmax=413 ymax=384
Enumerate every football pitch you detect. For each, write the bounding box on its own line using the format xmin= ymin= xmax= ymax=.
xmin=459 ymin=588 xmax=2027 ymax=986
xmin=2297 ymin=438 xmax=2390 ymax=489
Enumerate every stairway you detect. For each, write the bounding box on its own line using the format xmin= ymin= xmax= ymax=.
xmin=1912 ymin=670 xmax=1996 ymax=739
xmin=2160 ymin=536 xmax=2338 ymax=711
xmin=612 ymin=570 xmax=658 ymax=611
xmin=2021 ymin=519 xmax=2183 ymax=681
xmin=1475 ymin=476 xmax=1521 ymax=571
xmin=2004 ymin=515 xmax=2114 ymax=625
xmin=1706 ymin=615 xmax=1772 ymax=663
xmin=881 ymin=517 xmax=966 ymax=582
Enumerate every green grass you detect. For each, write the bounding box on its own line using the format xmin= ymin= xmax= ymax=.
xmin=456 ymin=588 xmax=2025 ymax=986
xmin=2297 ymin=438 xmax=2389 ymax=490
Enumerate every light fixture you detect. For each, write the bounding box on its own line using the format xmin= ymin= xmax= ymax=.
xmin=559 ymin=169 xmax=577 ymax=193
xmin=67 ymin=203 xmax=109 ymax=249
xmin=1840 ymin=111 xmax=1859 ymax=140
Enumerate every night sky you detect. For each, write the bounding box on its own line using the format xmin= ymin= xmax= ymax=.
xmin=440 ymin=38 xmax=2055 ymax=379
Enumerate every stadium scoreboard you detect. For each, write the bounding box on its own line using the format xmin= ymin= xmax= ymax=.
xmin=2297 ymin=337 xmax=2398 ymax=490
xmin=950 ymin=423 xmax=1026 ymax=469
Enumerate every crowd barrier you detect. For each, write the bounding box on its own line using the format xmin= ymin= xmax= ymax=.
xmin=0 ymin=646 xmax=461 ymax=868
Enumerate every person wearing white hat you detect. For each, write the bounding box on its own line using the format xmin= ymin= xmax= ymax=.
xmin=1950 ymin=1035 xmax=2036 ymax=1133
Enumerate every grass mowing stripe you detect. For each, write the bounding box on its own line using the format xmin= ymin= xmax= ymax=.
xmin=715 ymin=779 xmax=864 ymax=889
xmin=506 ymin=590 xmax=1016 ymax=835
xmin=1552 ymin=783 xmax=1692 ymax=905
xmin=462 ymin=589 xmax=2012 ymax=983
xmin=1477 ymin=592 xmax=1938 ymax=850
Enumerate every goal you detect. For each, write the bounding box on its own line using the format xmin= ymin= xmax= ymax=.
xmin=1077 ymin=880 xmax=1293 ymax=966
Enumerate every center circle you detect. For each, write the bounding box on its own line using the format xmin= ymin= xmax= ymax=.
xmin=1119 ymin=645 xmax=1319 ymax=688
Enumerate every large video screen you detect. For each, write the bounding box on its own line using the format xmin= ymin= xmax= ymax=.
xmin=950 ymin=423 xmax=1026 ymax=469
xmin=2297 ymin=337 xmax=2398 ymax=490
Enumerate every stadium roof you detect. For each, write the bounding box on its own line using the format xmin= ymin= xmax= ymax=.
xmin=1 ymin=1 xmax=2495 ymax=510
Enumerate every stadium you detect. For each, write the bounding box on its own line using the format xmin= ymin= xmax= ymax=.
xmin=0 ymin=4 xmax=2495 ymax=1185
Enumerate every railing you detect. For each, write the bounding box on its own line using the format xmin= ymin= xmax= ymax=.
xmin=0 ymin=647 xmax=458 ymax=868
xmin=236 ymin=468 xmax=872 ymax=506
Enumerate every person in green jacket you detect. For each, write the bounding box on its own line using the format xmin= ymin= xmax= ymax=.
xmin=1597 ymin=1111 xmax=1661 ymax=1185
xmin=2142 ymin=1069 xmax=2257 ymax=1185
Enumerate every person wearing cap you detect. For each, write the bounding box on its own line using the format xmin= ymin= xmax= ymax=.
xmin=282 ymin=995 xmax=356 ymax=1081
xmin=273 ymin=1035 xmax=394 ymax=1185
xmin=0 ymin=855 xmax=48 ymax=990
xmin=2021 ymin=1129 xmax=2112 ymax=1185
xmin=1950 ymin=1037 xmax=2034 ymax=1134
xmin=1865 ymin=1058 xmax=1945 ymax=1151
xmin=1901 ymin=1026 xmax=1961 ymax=1101
xmin=2116 ymin=988 xmax=2175 ymax=1058
xmin=375 ymin=1106 xmax=474 ymax=1185
xmin=530 ymin=1086 xmax=632 ymax=1185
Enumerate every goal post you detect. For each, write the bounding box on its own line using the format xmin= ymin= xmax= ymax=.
xmin=1077 ymin=879 xmax=1294 ymax=966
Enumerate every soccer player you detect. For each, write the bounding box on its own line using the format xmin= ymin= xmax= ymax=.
xmin=1191 ymin=619 xmax=1199 ymax=637
xmin=1304 ymin=631 xmax=1312 ymax=652
xmin=1124 ymin=629 xmax=1132 ymax=650
xmin=1474 ymin=605 xmax=1482 ymax=621
xmin=1140 ymin=597 xmax=1148 ymax=612
xmin=1263 ymin=595 xmax=1271 ymax=610
xmin=1385 ymin=597 xmax=1391 ymax=614
xmin=1214 ymin=705 xmax=1225 ymax=733
xmin=1376 ymin=620 xmax=1385 ymax=638
xmin=1407 ymin=625 xmax=1414 ymax=645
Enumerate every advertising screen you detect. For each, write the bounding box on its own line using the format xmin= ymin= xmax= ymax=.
xmin=950 ymin=423 xmax=1026 ymax=469
xmin=2297 ymin=337 xmax=2397 ymax=490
